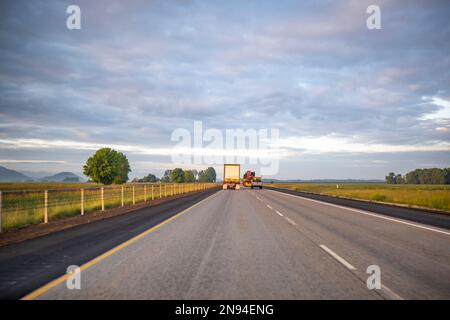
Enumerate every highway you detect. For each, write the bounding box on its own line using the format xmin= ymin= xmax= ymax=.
xmin=14 ymin=188 xmax=450 ymax=300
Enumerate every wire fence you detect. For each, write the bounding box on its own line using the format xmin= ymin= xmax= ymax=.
xmin=0 ymin=183 xmax=218 ymax=232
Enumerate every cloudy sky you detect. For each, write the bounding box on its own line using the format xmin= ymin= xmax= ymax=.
xmin=0 ymin=0 xmax=449 ymax=180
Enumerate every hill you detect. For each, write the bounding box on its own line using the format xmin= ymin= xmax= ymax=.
xmin=0 ymin=166 xmax=31 ymax=182
xmin=40 ymin=172 xmax=82 ymax=182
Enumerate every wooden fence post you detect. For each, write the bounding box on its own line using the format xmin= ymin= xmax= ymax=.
xmin=152 ymin=185 xmax=154 ymax=200
xmin=133 ymin=186 xmax=135 ymax=205
xmin=101 ymin=187 xmax=104 ymax=211
xmin=144 ymin=184 xmax=147 ymax=202
xmin=121 ymin=186 xmax=124 ymax=207
xmin=160 ymin=184 xmax=162 ymax=198
xmin=80 ymin=188 xmax=84 ymax=216
xmin=44 ymin=190 xmax=48 ymax=223
xmin=165 ymin=184 xmax=167 ymax=197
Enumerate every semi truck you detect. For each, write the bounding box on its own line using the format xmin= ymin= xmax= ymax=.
xmin=243 ymin=170 xmax=255 ymax=187
xmin=243 ymin=170 xmax=263 ymax=189
xmin=223 ymin=164 xmax=240 ymax=190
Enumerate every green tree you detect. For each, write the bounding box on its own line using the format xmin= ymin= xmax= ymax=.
xmin=83 ymin=148 xmax=131 ymax=185
xmin=160 ymin=170 xmax=172 ymax=183
xmin=385 ymin=172 xmax=395 ymax=184
xmin=142 ymin=173 xmax=158 ymax=183
xmin=183 ymin=170 xmax=196 ymax=182
xmin=171 ymin=168 xmax=185 ymax=183
xmin=205 ymin=167 xmax=216 ymax=182
xmin=405 ymin=170 xmax=419 ymax=184
xmin=401 ymin=168 xmax=450 ymax=185
xmin=445 ymin=168 xmax=450 ymax=184
xmin=198 ymin=167 xmax=216 ymax=182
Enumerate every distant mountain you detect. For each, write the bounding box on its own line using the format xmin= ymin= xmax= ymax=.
xmin=20 ymin=170 xmax=54 ymax=179
xmin=0 ymin=166 xmax=31 ymax=182
xmin=40 ymin=172 xmax=83 ymax=182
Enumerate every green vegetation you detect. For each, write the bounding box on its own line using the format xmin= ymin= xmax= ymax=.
xmin=83 ymin=148 xmax=131 ymax=185
xmin=386 ymin=168 xmax=450 ymax=184
xmin=139 ymin=173 xmax=159 ymax=183
xmin=183 ymin=170 xmax=196 ymax=183
xmin=0 ymin=148 xmax=218 ymax=231
xmin=198 ymin=167 xmax=216 ymax=182
xmin=267 ymin=183 xmax=450 ymax=211
xmin=157 ymin=167 xmax=216 ymax=183
xmin=171 ymin=168 xmax=185 ymax=183
xmin=0 ymin=182 xmax=215 ymax=231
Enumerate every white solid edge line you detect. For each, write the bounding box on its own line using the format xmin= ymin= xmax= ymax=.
xmin=276 ymin=210 xmax=284 ymax=217
xmin=381 ymin=284 xmax=404 ymax=300
xmin=269 ymin=189 xmax=450 ymax=236
xmin=320 ymin=245 xmax=356 ymax=270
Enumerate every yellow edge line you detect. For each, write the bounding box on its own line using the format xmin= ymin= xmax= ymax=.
xmin=21 ymin=190 xmax=220 ymax=300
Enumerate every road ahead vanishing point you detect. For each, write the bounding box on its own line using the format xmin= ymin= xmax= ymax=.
xmin=1 ymin=188 xmax=450 ymax=300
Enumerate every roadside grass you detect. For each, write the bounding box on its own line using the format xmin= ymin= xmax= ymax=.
xmin=1 ymin=182 xmax=209 ymax=231
xmin=267 ymin=183 xmax=450 ymax=211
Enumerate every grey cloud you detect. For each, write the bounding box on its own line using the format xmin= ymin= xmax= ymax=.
xmin=0 ymin=0 xmax=449 ymax=178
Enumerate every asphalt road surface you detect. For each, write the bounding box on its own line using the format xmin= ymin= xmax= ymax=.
xmin=19 ymin=188 xmax=450 ymax=300
xmin=0 ymin=188 xmax=219 ymax=300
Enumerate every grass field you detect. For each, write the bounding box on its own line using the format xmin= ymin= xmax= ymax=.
xmin=0 ymin=182 xmax=213 ymax=231
xmin=267 ymin=183 xmax=450 ymax=212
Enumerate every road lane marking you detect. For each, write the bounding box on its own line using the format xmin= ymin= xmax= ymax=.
xmin=319 ymin=245 xmax=356 ymax=270
xmin=21 ymin=191 xmax=221 ymax=300
xmin=381 ymin=284 xmax=404 ymax=300
xmin=266 ymin=204 xmax=273 ymax=209
xmin=269 ymin=189 xmax=450 ymax=236
xmin=276 ymin=210 xmax=284 ymax=217
xmin=285 ymin=217 xmax=297 ymax=226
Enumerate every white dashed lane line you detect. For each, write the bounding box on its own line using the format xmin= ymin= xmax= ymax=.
xmin=284 ymin=217 xmax=297 ymax=226
xmin=319 ymin=244 xmax=356 ymax=270
xmin=257 ymin=191 xmax=404 ymax=300
xmin=270 ymin=189 xmax=450 ymax=236
xmin=255 ymin=192 xmax=297 ymax=227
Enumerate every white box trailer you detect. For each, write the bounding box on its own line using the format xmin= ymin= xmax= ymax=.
xmin=223 ymin=164 xmax=240 ymax=190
